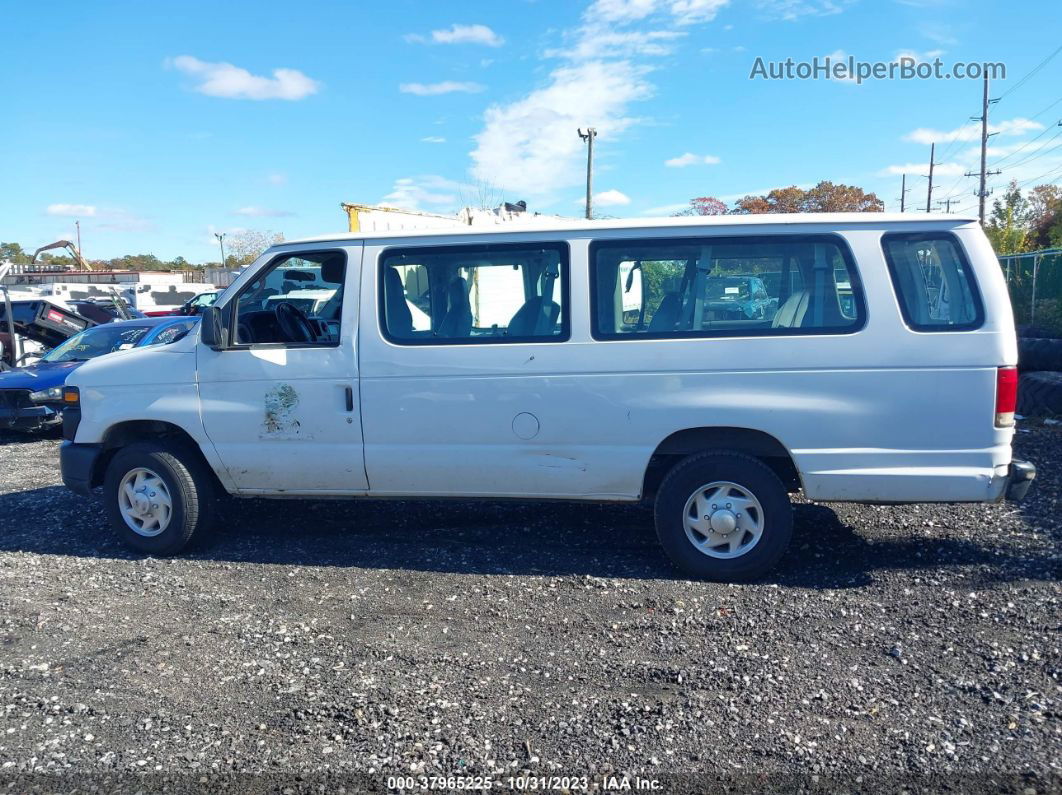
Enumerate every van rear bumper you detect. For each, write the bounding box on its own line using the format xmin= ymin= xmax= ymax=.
xmin=799 ymin=452 xmax=1036 ymax=504
xmin=1005 ymin=459 xmax=1036 ymax=502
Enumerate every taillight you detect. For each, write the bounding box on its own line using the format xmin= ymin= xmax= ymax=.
xmin=995 ymin=367 xmax=1018 ymax=427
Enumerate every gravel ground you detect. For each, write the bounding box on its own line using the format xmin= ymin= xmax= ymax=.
xmin=0 ymin=427 xmax=1059 ymax=793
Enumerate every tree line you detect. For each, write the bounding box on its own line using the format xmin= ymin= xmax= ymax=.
xmin=675 ymin=181 xmax=886 ymax=216
xmin=983 ymin=182 xmax=1062 ymax=255
xmin=675 ymin=178 xmax=1062 ymax=256
xmin=0 ymin=230 xmax=284 ymax=271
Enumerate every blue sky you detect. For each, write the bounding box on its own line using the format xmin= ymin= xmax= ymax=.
xmin=3 ymin=0 xmax=1061 ymax=262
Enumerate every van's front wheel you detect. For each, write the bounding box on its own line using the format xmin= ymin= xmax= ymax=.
xmin=103 ymin=442 xmax=215 ymax=555
xmin=654 ymin=452 xmax=792 ymax=581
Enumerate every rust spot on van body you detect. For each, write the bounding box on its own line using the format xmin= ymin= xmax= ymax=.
xmin=263 ymin=383 xmax=301 ymax=437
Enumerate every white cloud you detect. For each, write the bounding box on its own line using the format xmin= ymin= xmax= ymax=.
xmin=233 ymin=206 xmax=295 ymax=217
xmin=266 ymin=173 xmax=287 ymax=186
xmin=754 ymin=0 xmax=852 ymax=20
xmin=470 ymin=60 xmax=652 ymax=196
xmin=430 ymin=24 xmax=505 ymax=47
xmin=592 ymin=189 xmax=632 ymax=206
xmin=878 ymin=162 xmax=965 ymax=177
xmin=904 ymin=117 xmax=1044 ymax=145
xmin=400 ymin=81 xmax=485 ymax=96
xmin=587 ymin=0 xmax=660 ymax=23
xmin=467 ymin=0 xmax=733 ymax=199
xmin=585 ymin=0 xmax=727 ymax=25
xmin=381 ymin=175 xmax=464 ymax=210
xmin=669 ymin=0 xmax=730 ymax=24
xmin=421 ymin=136 xmax=447 ymax=143
xmin=46 ymin=204 xmax=152 ymax=231
xmin=545 ymin=29 xmax=685 ymax=59
xmin=894 ymin=48 xmax=945 ymax=63
xmin=168 ymin=55 xmax=320 ymax=100
xmin=47 ymin=203 xmax=96 ymax=217
xmin=665 ymin=152 xmax=721 ymax=167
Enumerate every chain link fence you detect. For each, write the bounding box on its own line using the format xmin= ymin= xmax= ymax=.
xmin=999 ymin=248 xmax=1062 ymax=334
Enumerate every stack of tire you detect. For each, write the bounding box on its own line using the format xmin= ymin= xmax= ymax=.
xmin=1017 ymin=325 xmax=1062 ymax=417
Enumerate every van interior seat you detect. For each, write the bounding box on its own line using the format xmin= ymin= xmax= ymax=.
xmin=438 ymin=276 xmax=473 ymax=338
xmin=648 ymin=292 xmax=682 ymax=332
xmin=384 ymin=268 xmax=414 ymax=337
xmin=771 ymin=290 xmax=810 ymax=329
xmin=508 ymin=297 xmax=560 ymax=337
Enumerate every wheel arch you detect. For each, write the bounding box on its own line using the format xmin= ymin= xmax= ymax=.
xmin=642 ymin=426 xmax=802 ymax=499
xmin=90 ymin=419 xmax=223 ymax=492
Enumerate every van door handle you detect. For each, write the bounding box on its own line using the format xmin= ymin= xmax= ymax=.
xmin=344 ymin=385 xmax=354 ymax=412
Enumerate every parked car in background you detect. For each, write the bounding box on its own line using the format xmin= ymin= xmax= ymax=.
xmin=67 ymin=299 xmax=146 ymax=323
xmin=176 ymin=291 xmax=220 ymax=316
xmin=174 ymin=290 xmax=221 ymax=316
xmin=0 ymin=316 xmax=197 ymax=432
xmin=136 ymin=282 xmax=218 ymax=316
xmin=704 ymin=275 xmax=777 ymax=320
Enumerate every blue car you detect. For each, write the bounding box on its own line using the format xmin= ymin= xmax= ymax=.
xmin=0 ymin=316 xmax=198 ymax=432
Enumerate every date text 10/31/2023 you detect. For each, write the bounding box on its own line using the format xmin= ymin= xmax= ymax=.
xmin=385 ymin=775 xmax=663 ymax=791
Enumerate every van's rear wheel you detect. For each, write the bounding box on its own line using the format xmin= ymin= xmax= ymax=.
xmin=103 ymin=442 xmax=215 ymax=555
xmin=654 ymin=452 xmax=792 ymax=581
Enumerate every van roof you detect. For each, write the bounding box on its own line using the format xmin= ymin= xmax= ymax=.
xmin=283 ymin=212 xmax=978 ymax=247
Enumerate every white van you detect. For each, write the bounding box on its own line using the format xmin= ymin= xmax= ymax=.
xmin=58 ymin=214 xmax=1035 ymax=581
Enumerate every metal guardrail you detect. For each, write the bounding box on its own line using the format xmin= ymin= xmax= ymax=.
xmin=999 ymin=248 xmax=1062 ymax=330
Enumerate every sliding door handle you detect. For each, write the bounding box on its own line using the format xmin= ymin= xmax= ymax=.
xmin=344 ymin=385 xmax=354 ymax=412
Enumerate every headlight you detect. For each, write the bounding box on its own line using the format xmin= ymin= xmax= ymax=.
xmin=29 ymin=386 xmax=64 ymax=403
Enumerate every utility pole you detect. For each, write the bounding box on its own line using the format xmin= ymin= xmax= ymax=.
xmin=936 ymin=197 xmax=955 ymax=213
xmin=965 ymin=72 xmax=1001 ymax=225
xmin=577 ymin=127 xmax=597 ymax=220
xmin=925 ymin=142 xmax=936 ymax=212
xmin=215 ymin=232 xmax=227 ymax=268
xmin=899 ymin=173 xmax=910 ymax=212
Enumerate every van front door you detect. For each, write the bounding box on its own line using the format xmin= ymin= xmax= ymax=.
xmin=197 ymin=245 xmax=368 ymax=493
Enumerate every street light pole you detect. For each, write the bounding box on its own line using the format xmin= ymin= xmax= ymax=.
xmin=577 ymin=127 xmax=597 ymax=220
xmin=215 ymin=232 xmax=227 ymax=268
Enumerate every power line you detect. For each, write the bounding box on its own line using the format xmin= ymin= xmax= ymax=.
xmin=1028 ymin=94 xmax=1062 ymax=121
xmin=1002 ymin=130 xmax=1062 ymax=171
xmin=1015 ymin=162 xmax=1062 ymax=189
xmin=990 ymin=119 xmax=1062 ymax=168
xmin=997 ymin=44 xmax=1062 ymax=103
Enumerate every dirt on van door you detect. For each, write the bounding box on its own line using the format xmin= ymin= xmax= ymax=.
xmin=0 ymin=426 xmax=1058 ymax=793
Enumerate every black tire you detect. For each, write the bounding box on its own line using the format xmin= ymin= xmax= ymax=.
xmin=654 ymin=451 xmax=793 ymax=582
xmin=103 ymin=441 xmax=215 ymax=555
xmin=1019 ymin=338 xmax=1062 ymax=372
xmin=1019 ymin=371 xmax=1062 ymax=417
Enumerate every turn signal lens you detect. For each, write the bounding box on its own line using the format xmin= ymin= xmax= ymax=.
xmin=62 ymin=386 xmax=80 ymax=405
xmin=995 ymin=367 xmax=1017 ymax=428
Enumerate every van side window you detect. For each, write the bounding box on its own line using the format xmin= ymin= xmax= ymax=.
xmin=881 ymin=233 xmax=983 ymax=330
xmin=591 ymin=235 xmax=864 ymax=339
xmin=380 ymin=243 xmax=569 ymax=344
xmin=233 ymin=251 xmax=346 ymax=346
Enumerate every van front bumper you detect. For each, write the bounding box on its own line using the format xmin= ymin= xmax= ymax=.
xmin=1005 ymin=459 xmax=1036 ymax=502
xmin=60 ymin=441 xmax=103 ymax=497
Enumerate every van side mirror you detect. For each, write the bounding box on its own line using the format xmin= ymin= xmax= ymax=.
xmin=200 ymin=306 xmax=225 ymax=350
